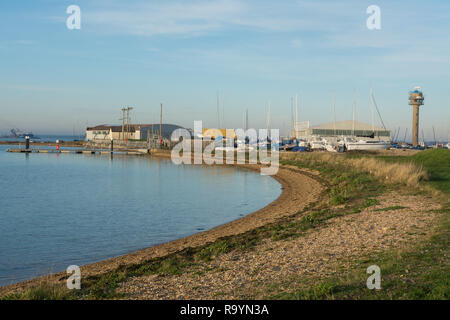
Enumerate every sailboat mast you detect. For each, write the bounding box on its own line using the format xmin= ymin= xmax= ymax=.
xmin=370 ymin=88 xmax=375 ymax=133
xmin=216 ymin=91 xmax=220 ymax=128
xmin=433 ymin=126 xmax=437 ymax=145
xmin=295 ymin=94 xmax=298 ymax=130
xmin=290 ymin=97 xmax=294 ymax=137
xmin=246 ymin=109 xmax=248 ymax=131
xmin=352 ymin=89 xmax=356 ymax=136
xmin=333 ymin=92 xmax=336 ymax=136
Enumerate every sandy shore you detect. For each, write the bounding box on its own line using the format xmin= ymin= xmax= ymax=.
xmin=0 ymin=156 xmax=324 ymax=295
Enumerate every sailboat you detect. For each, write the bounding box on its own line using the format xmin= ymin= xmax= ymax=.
xmin=310 ymin=136 xmax=326 ymax=150
xmin=323 ymin=92 xmax=345 ymax=152
xmin=344 ymin=137 xmax=389 ymax=151
xmin=446 ymin=130 xmax=450 ymax=149
xmin=344 ymin=88 xmax=390 ymax=151
xmin=258 ymin=102 xmax=272 ymax=149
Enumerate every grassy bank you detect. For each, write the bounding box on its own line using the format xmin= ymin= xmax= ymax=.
xmin=377 ymin=149 xmax=450 ymax=194
xmin=2 ymin=149 xmax=448 ymax=300
xmin=270 ymin=149 xmax=449 ymax=300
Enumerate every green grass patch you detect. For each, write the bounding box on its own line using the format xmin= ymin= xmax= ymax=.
xmin=281 ymin=158 xmax=385 ymax=207
xmin=375 ymin=206 xmax=407 ymax=212
xmin=268 ymin=214 xmax=449 ymax=300
xmin=378 ymin=149 xmax=450 ymax=195
xmin=2 ymin=282 xmax=74 ymax=300
xmin=271 ymin=282 xmax=337 ymax=300
xmin=197 ymin=240 xmax=235 ymax=261
xmin=268 ymin=150 xmax=450 ymax=300
xmin=411 ymin=149 xmax=450 ymax=194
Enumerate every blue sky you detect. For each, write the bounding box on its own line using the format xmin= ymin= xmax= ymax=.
xmin=0 ymin=0 xmax=449 ymax=140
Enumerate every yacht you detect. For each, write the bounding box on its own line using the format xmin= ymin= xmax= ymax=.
xmin=344 ymin=137 xmax=390 ymax=151
xmin=309 ymin=137 xmax=326 ymax=150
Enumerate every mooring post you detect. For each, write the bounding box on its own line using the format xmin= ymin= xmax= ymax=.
xmin=110 ymin=138 xmax=114 ymax=154
xmin=25 ymin=136 xmax=30 ymax=150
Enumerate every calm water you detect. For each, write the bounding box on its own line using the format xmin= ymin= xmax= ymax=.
xmin=0 ymin=145 xmax=280 ymax=287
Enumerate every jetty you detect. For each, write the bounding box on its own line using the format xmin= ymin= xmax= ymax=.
xmin=6 ymin=148 xmax=149 ymax=156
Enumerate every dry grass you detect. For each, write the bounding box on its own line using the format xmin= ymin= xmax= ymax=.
xmin=347 ymin=157 xmax=427 ymax=187
xmin=1 ymin=275 xmax=72 ymax=300
xmin=281 ymin=152 xmax=428 ymax=188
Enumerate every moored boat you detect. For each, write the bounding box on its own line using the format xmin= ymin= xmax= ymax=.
xmin=344 ymin=138 xmax=390 ymax=151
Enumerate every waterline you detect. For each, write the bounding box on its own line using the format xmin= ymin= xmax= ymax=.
xmin=0 ymin=146 xmax=281 ymax=286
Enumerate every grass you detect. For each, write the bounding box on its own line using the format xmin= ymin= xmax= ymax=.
xmin=2 ymin=278 xmax=74 ymax=300
xmin=283 ymin=152 xmax=429 ymax=188
xmin=407 ymin=149 xmax=449 ymax=193
xmin=376 ymin=149 xmax=450 ymax=193
xmin=268 ymin=149 xmax=450 ymax=300
xmin=269 ymin=213 xmax=449 ymax=300
xmin=272 ymin=281 xmax=337 ymax=300
xmin=197 ymin=240 xmax=235 ymax=261
xmin=281 ymin=154 xmax=385 ymax=207
xmin=375 ymin=206 xmax=407 ymax=212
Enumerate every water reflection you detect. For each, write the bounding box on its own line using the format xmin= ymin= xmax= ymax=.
xmin=0 ymin=146 xmax=281 ymax=286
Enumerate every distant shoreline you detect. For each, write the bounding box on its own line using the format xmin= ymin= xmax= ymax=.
xmin=0 ymin=140 xmax=85 ymax=147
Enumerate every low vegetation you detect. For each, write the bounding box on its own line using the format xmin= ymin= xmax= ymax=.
xmin=270 ymin=149 xmax=449 ymax=300
xmin=282 ymin=151 xmax=429 ymax=188
xmin=377 ymin=148 xmax=450 ymax=194
xmin=269 ymin=211 xmax=449 ymax=300
xmin=2 ymin=277 xmax=72 ymax=300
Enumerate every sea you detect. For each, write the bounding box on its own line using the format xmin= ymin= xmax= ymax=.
xmin=0 ymin=144 xmax=281 ymax=286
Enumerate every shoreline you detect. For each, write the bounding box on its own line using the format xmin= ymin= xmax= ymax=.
xmin=0 ymin=153 xmax=324 ymax=295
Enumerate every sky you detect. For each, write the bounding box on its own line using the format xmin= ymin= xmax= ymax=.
xmin=0 ymin=0 xmax=449 ymax=140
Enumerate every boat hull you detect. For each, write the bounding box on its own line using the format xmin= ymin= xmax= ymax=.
xmin=346 ymin=143 xmax=389 ymax=151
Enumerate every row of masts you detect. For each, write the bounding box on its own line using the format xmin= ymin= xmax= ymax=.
xmin=391 ymin=126 xmax=443 ymax=145
xmin=216 ymin=91 xmax=226 ymax=129
xmin=213 ymin=90 xmax=443 ymax=143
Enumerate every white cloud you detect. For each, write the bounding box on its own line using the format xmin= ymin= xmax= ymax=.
xmin=85 ymin=0 xmax=245 ymax=36
xmin=81 ymin=0 xmax=363 ymax=36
